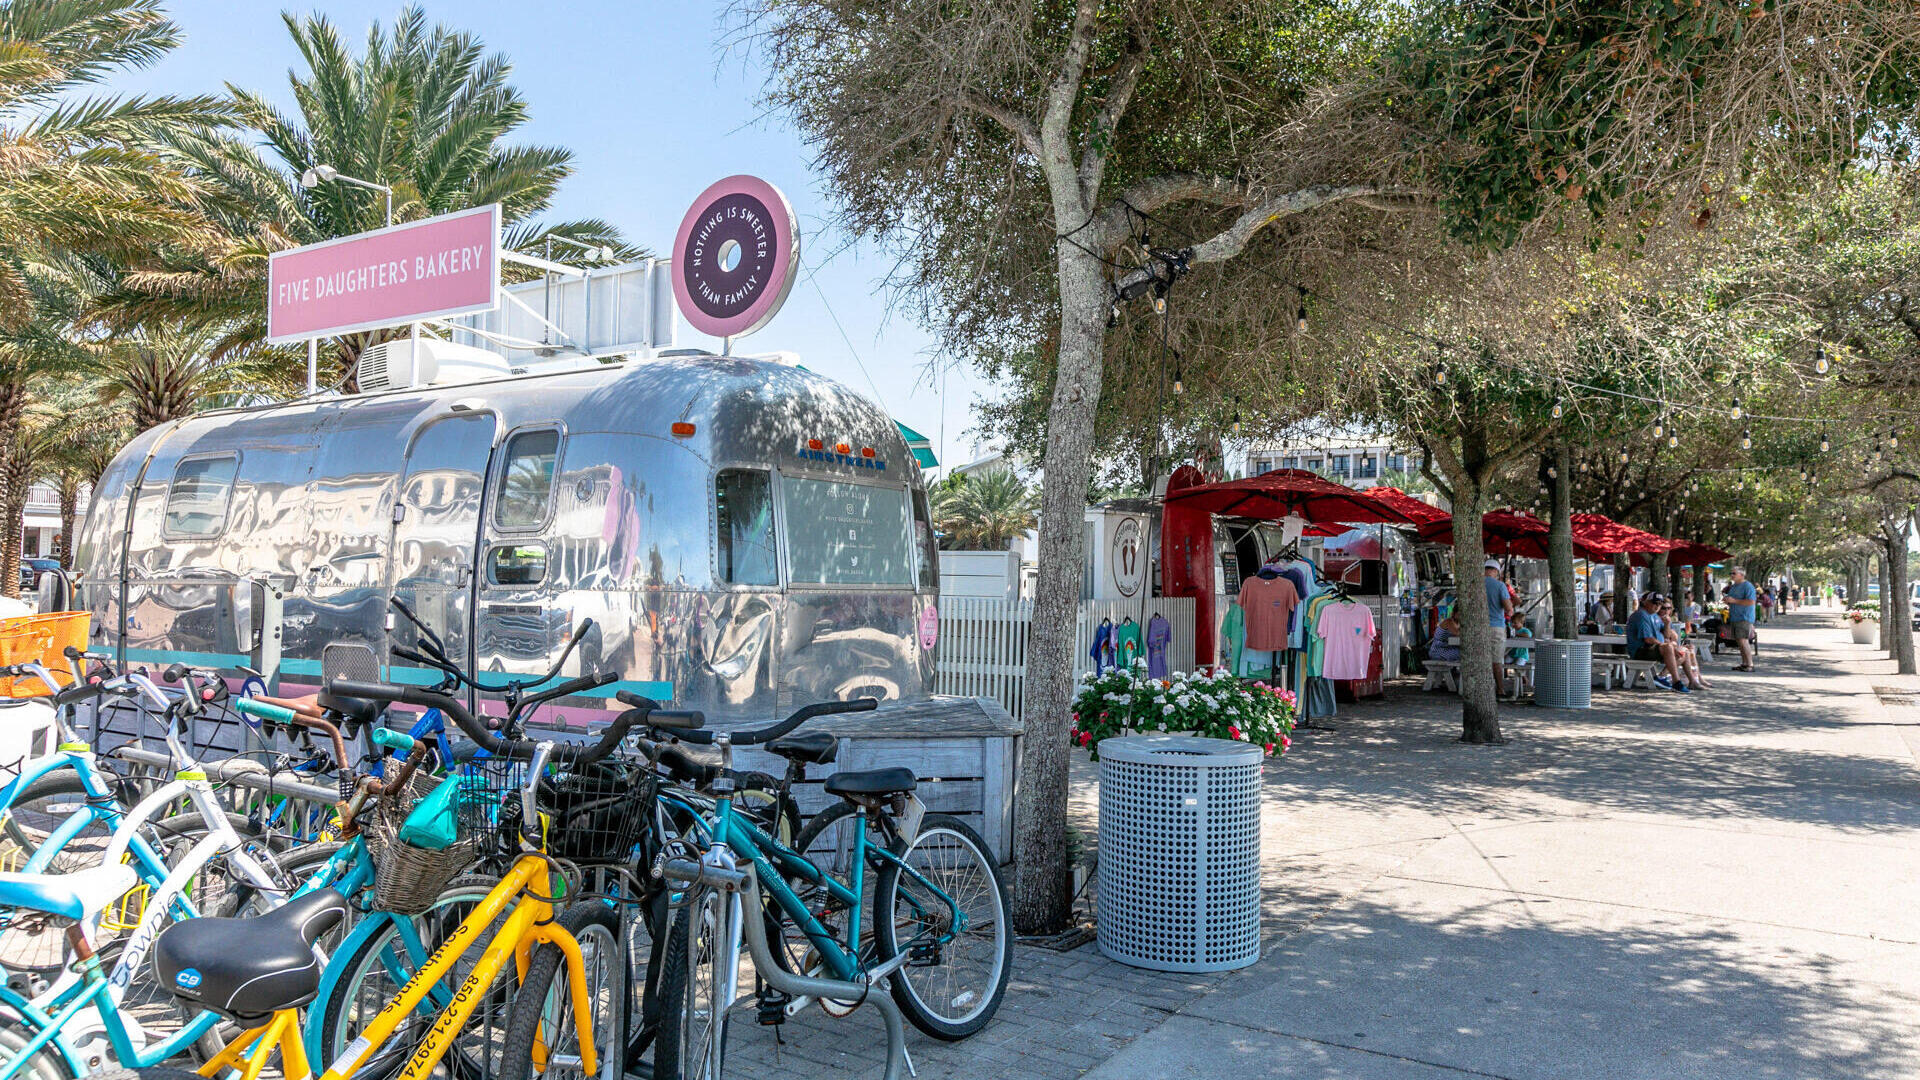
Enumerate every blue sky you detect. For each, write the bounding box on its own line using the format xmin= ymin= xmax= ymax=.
xmin=107 ymin=1 xmax=996 ymax=469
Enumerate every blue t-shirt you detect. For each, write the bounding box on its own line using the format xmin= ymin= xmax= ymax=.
xmin=1627 ymin=609 xmax=1662 ymax=649
xmin=1725 ymin=581 xmax=1757 ymax=623
xmin=1484 ymin=576 xmax=1509 ymax=627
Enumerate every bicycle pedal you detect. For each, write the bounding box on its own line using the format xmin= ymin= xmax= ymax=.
xmin=907 ymin=940 xmax=943 ymax=967
xmin=756 ymin=989 xmax=791 ymax=1026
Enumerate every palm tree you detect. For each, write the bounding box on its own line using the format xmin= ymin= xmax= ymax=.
xmin=104 ymin=6 xmax=636 ymax=379
xmin=932 ymin=469 xmax=1040 ymax=551
xmin=0 ymin=0 xmax=230 ymax=594
xmin=102 ymin=321 xmax=292 ymax=431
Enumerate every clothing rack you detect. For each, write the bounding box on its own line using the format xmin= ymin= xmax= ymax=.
xmin=1256 ymin=551 xmax=1345 ymax=732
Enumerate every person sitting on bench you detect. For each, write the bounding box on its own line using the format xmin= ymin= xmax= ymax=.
xmin=1428 ymin=614 xmax=1463 ymax=663
xmin=1628 ymin=592 xmax=1690 ymax=694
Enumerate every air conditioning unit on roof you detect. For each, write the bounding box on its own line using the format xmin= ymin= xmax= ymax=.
xmin=358 ymin=337 xmax=513 ymax=392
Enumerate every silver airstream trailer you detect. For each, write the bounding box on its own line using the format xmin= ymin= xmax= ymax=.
xmin=73 ymin=354 xmax=941 ymax=723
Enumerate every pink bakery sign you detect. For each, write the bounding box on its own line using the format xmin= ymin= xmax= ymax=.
xmin=267 ymin=204 xmax=501 ymax=343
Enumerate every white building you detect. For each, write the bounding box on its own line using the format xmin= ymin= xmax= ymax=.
xmin=19 ymin=482 xmax=84 ymax=561
xmin=1236 ymin=434 xmax=1418 ymax=488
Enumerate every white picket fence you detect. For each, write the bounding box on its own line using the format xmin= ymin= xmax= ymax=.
xmin=934 ymin=597 xmax=1198 ymax=723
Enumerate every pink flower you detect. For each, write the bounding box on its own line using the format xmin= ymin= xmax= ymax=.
xmin=1078 ymin=731 xmax=1093 ymax=747
xmin=1263 ymin=742 xmax=1275 ymax=754
xmin=1228 ymin=725 xmax=1243 ymax=741
xmin=1281 ymin=734 xmax=1292 ymax=749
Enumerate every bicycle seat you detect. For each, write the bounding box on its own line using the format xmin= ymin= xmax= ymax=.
xmin=823 ymin=767 xmax=916 ymax=797
xmin=151 ymin=888 xmax=349 ymax=1020
xmin=316 ymin=691 xmax=379 ymax=729
xmin=766 ymin=731 xmax=837 ymax=766
xmin=0 ymin=864 xmax=138 ymax=922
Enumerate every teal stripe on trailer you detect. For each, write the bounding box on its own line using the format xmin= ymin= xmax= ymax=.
xmin=123 ymin=647 xmax=671 ymax=701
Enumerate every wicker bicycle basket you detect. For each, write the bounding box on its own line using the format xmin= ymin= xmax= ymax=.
xmin=359 ymin=770 xmax=477 ymax=916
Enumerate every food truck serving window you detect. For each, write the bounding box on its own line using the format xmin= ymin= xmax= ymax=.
xmin=781 ymin=477 xmax=912 ymax=586
xmin=162 ymin=454 xmax=238 ymax=538
xmin=716 ymin=468 xmax=778 ymax=586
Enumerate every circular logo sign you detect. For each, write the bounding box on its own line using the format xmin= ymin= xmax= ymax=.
xmin=1112 ymin=517 xmax=1145 ymax=598
xmin=672 ymin=175 xmax=801 ymax=340
xmin=918 ymin=605 xmax=939 ymax=651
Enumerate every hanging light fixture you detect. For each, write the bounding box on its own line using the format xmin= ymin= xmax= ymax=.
xmin=1820 ymin=429 xmax=1830 ymax=453
xmin=1230 ymin=397 xmax=1242 ymax=435
xmin=1618 ymin=450 xmax=1630 ymax=465
xmin=1579 ymin=460 xmax=1589 ymax=473
xmin=1667 ymin=431 xmax=1679 ymax=449
xmin=1551 ymin=399 xmax=1563 ymax=420
xmin=1890 ymin=428 xmax=1900 ymax=451
xmin=1295 ymin=286 xmax=1310 ymax=333
xmin=1741 ymin=429 xmax=1751 ymax=451
xmin=1653 ymin=415 xmax=1666 ymax=439
xmin=1547 ymin=465 xmax=1558 ymax=479
xmin=1172 ymin=362 xmax=1184 ymax=395
xmin=1815 ymin=346 xmax=1830 ymax=375
xmin=1730 ymin=397 xmax=1742 ymax=421
xmin=1434 ymin=361 xmax=1448 ymax=385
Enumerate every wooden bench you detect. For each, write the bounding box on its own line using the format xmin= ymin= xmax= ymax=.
xmin=1422 ymin=660 xmax=1461 ymax=692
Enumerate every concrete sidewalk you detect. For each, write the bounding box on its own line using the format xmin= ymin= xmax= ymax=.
xmin=728 ymin=609 xmax=1920 ymax=1078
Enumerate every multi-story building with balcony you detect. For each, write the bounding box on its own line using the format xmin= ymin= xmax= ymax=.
xmin=1236 ymin=434 xmax=1418 ymax=489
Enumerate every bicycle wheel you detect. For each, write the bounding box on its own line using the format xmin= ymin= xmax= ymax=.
xmin=0 ymin=772 xmax=121 ymax=974
xmin=498 ymin=902 xmax=625 ymax=1080
xmin=872 ymin=814 xmax=1011 ymax=1040
xmin=0 ymin=1015 xmax=79 ymax=1080
xmin=780 ymin=801 xmax=875 ymax=978
xmin=652 ymin=887 xmax=734 ymax=1080
xmin=313 ymin=874 xmax=505 ymax=1080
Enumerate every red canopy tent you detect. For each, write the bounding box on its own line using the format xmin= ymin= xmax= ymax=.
xmin=1414 ymin=508 xmax=1561 ymax=559
xmin=1357 ymin=486 xmax=1449 ymax=526
xmin=1633 ymin=541 xmax=1730 ymax=567
xmin=1167 ymin=469 xmax=1424 ymax=525
xmin=1569 ymin=513 xmax=1677 ymax=556
xmin=1161 ymin=468 xmax=1420 ymax=666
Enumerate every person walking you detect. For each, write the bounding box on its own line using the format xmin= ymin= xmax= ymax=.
xmin=1724 ymin=566 xmax=1758 ymax=671
xmin=1759 ymin=585 xmax=1776 ymax=624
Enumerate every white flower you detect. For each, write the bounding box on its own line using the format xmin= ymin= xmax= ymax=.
xmin=1162 ymin=704 xmax=1176 ymax=715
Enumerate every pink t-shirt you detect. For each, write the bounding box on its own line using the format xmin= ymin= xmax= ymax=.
xmin=1316 ymin=601 xmax=1377 ymax=680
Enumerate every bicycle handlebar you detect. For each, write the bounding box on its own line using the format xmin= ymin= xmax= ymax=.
xmin=326 ymin=673 xmax=702 ymax=765
xmin=233 ymin=697 xmax=354 ymax=798
xmin=638 ymin=695 xmax=877 ymax=746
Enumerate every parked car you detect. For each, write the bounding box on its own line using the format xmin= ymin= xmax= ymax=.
xmin=21 ymin=558 xmax=61 ymax=591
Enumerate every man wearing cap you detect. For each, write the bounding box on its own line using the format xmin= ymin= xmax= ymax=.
xmin=1628 ymin=592 xmax=1690 ymax=693
xmin=1484 ymin=560 xmax=1515 ymax=698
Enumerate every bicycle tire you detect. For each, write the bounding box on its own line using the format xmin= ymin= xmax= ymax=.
xmin=312 ymin=873 xmax=506 ymax=1080
xmin=0 ymin=772 xmax=119 ymax=973
xmin=652 ymin=887 xmax=732 ymax=1080
xmin=0 ymin=1015 xmax=79 ymax=1080
xmin=872 ymin=813 xmax=1012 ymax=1040
xmin=780 ymin=800 xmax=880 ymax=977
xmin=498 ymin=903 xmax=626 ymax=1080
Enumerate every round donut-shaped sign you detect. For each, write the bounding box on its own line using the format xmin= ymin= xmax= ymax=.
xmin=672 ymin=175 xmax=801 ymax=340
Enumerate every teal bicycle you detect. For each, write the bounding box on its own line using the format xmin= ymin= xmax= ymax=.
xmin=643 ymin=700 xmax=1012 ymax=1080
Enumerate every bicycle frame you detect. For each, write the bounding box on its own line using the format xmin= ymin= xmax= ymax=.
xmin=311 ymin=853 xmax=595 ymax=1080
xmin=0 ymin=770 xmax=288 ymax=1079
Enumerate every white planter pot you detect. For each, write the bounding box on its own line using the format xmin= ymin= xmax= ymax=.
xmin=1851 ymin=621 xmax=1878 ymax=645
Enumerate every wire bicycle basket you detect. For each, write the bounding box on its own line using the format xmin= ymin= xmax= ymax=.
xmin=360 ymin=768 xmax=477 ymax=916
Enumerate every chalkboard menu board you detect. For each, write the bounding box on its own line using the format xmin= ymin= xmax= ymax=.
xmin=1221 ymin=552 xmax=1242 ymax=596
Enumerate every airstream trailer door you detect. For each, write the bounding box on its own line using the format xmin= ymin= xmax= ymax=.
xmin=390 ymin=413 xmax=498 ymax=681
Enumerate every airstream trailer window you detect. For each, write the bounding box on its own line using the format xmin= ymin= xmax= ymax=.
xmin=161 ymin=454 xmax=238 ymax=538
xmin=488 ymin=543 xmax=548 ymax=585
xmin=780 ymin=477 xmax=913 ymax=586
xmin=912 ymin=489 xmax=938 ymax=589
xmin=715 ymin=468 xmax=778 ymax=586
xmin=494 ymin=428 xmax=562 ymax=529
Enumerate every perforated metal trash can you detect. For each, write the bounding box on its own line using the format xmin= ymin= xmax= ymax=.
xmin=1097 ymin=735 xmax=1262 ymax=972
xmin=1532 ymin=639 xmax=1592 ymax=709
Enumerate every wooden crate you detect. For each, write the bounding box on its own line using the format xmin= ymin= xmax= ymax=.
xmin=729 ymin=695 xmax=1022 ymax=864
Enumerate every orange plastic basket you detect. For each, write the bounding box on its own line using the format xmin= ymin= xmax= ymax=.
xmin=0 ymin=620 xmax=52 ymax=698
xmin=23 ymin=612 xmax=90 ymax=692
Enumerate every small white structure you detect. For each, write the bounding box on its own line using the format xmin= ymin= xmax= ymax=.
xmin=938 ymin=550 xmax=1021 ymax=601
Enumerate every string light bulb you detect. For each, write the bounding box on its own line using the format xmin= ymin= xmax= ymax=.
xmin=1740 ymin=429 xmax=1751 ymax=451
xmin=1551 ymin=399 xmax=1564 ymax=420
xmin=1667 ymin=432 xmax=1679 ymax=449
xmin=1172 ymin=363 xmax=1184 ymax=395
xmin=1579 ymin=460 xmax=1589 ymax=473
xmin=1653 ymin=415 xmax=1665 ymax=439
xmin=1547 ymin=465 xmax=1558 ymax=479
xmin=1618 ymin=450 xmax=1630 ymax=465
xmin=1820 ymin=429 xmax=1830 ymax=453
xmin=1815 ymin=346 xmax=1830 ymax=375
xmin=1730 ymin=397 xmax=1742 ymax=421
xmin=1434 ymin=361 xmax=1448 ymax=386
xmin=1890 ymin=429 xmax=1900 ymax=451
xmin=1296 ymin=287 xmax=1310 ymax=333
xmin=1230 ymin=398 xmax=1242 ymax=436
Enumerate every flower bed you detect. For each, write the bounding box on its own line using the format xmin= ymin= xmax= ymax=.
xmin=1847 ymin=601 xmax=1879 ymax=624
xmin=1070 ymin=661 xmax=1296 ymax=760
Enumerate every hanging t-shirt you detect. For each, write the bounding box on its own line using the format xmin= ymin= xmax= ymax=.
xmin=1090 ymin=621 xmax=1113 ymax=675
xmin=1114 ymin=619 xmax=1143 ymax=668
xmin=1317 ymin=601 xmax=1378 ymax=680
xmin=1146 ymin=614 xmax=1172 ymax=680
xmin=1239 ymin=575 xmax=1300 ymax=651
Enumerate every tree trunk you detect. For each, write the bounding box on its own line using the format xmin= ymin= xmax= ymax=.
xmin=1011 ymin=243 xmax=1108 ymax=935
xmin=56 ymin=472 xmax=78 ymax=570
xmin=1450 ymin=479 xmax=1502 ymax=743
xmin=1648 ymin=550 xmax=1669 ymax=603
xmin=1692 ymin=563 xmax=1705 ymax=605
xmin=0 ymin=381 xmax=25 ymax=600
xmin=1885 ymin=522 xmax=1915 ymax=675
xmin=1877 ymin=551 xmax=1892 ymax=651
xmin=1610 ymin=553 xmax=1631 ymax=626
xmin=1547 ymin=443 xmax=1578 ymax=639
